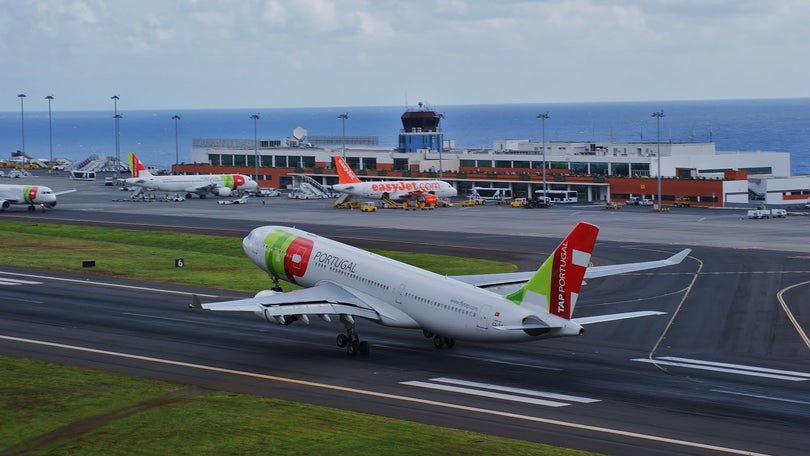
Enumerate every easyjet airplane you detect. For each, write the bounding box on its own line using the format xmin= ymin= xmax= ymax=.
xmin=193 ymin=222 xmax=690 ymax=356
xmin=0 ymin=184 xmax=75 ymax=212
xmin=125 ymin=153 xmax=258 ymax=198
xmin=331 ymin=155 xmax=457 ymax=205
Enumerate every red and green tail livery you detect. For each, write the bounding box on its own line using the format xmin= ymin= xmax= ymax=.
xmin=507 ymin=222 xmax=597 ymax=320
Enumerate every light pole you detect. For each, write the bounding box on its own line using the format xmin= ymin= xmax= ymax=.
xmin=652 ymin=110 xmax=665 ymax=210
xmin=338 ymin=113 xmax=349 ymax=158
xmin=537 ymin=112 xmax=550 ymax=198
xmin=250 ymin=113 xmax=260 ymax=182
xmin=172 ymin=115 xmax=181 ymax=175
xmin=17 ymin=94 xmax=26 ymax=159
xmin=111 ymin=95 xmax=121 ymax=173
xmin=45 ymin=95 xmax=54 ymax=166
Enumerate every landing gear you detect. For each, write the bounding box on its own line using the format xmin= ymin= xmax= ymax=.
xmin=270 ymin=275 xmax=283 ymax=292
xmin=337 ymin=316 xmax=369 ymax=356
xmin=431 ymin=334 xmax=456 ymax=349
xmin=423 ymin=329 xmax=455 ymax=349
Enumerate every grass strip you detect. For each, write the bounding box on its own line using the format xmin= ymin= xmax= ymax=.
xmin=0 ymin=356 xmax=599 ymax=456
xmin=0 ymin=221 xmax=515 ymax=292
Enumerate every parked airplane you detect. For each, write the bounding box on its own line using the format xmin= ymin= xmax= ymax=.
xmin=0 ymin=184 xmax=75 ymax=212
xmin=331 ymin=156 xmax=457 ymax=205
xmin=125 ymin=153 xmax=258 ymax=198
xmin=193 ymin=222 xmax=690 ymax=355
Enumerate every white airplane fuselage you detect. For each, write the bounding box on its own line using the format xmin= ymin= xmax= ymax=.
xmin=125 ymin=173 xmax=258 ymax=196
xmin=331 ymin=180 xmax=458 ymax=201
xmin=0 ymin=184 xmax=57 ymax=210
xmin=241 ymin=225 xmax=580 ymax=342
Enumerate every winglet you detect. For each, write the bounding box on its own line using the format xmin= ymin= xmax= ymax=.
xmin=664 ymin=248 xmax=691 ymax=266
xmin=334 ymin=156 xmax=362 ymax=184
xmin=507 ymin=222 xmax=599 ymax=320
xmin=189 ymin=294 xmax=202 ymax=309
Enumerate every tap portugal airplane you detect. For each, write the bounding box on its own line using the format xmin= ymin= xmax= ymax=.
xmin=0 ymin=184 xmax=75 ymax=212
xmin=125 ymin=153 xmax=258 ymax=198
xmin=331 ymin=155 xmax=457 ymax=205
xmin=193 ymin=222 xmax=691 ymax=356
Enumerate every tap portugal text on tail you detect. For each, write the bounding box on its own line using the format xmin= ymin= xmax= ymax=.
xmin=193 ymin=222 xmax=690 ymax=356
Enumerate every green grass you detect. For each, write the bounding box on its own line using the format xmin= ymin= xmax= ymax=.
xmin=0 ymin=221 xmax=597 ymax=455
xmin=0 ymin=356 xmax=598 ymax=456
xmin=0 ymin=221 xmax=515 ymax=292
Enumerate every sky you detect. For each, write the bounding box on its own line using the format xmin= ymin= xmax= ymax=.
xmin=2 ymin=0 xmax=810 ymax=112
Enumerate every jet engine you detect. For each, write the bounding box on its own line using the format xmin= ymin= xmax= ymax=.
xmin=0 ymin=200 xmax=9 ymax=210
xmin=212 ymin=187 xmax=232 ymax=197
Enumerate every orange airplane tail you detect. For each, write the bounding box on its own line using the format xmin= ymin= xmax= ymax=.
xmin=334 ymin=156 xmax=362 ymax=184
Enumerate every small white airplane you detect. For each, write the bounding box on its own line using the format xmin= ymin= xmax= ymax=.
xmin=331 ymin=156 xmax=457 ymax=205
xmin=193 ymin=222 xmax=691 ymax=356
xmin=125 ymin=153 xmax=258 ymax=198
xmin=0 ymin=184 xmax=76 ymax=212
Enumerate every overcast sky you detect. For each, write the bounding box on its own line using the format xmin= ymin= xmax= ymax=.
xmin=3 ymin=0 xmax=809 ymax=112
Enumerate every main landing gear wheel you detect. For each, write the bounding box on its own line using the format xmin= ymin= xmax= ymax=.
xmin=337 ymin=323 xmax=369 ymax=356
xmin=433 ymin=335 xmax=456 ymax=349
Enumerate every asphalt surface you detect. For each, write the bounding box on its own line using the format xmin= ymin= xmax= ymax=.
xmin=1 ymin=173 xmax=809 ymax=455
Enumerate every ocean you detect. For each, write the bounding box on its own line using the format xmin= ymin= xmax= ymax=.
xmin=1 ymin=98 xmax=809 ymax=174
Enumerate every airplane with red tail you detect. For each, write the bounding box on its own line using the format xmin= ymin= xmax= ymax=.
xmin=193 ymin=222 xmax=690 ymax=356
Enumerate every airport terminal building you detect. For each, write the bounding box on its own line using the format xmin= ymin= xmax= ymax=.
xmin=184 ymin=108 xmax=806 ymax=207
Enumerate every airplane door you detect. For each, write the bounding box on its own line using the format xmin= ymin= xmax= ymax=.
xmin=394 ymin=284 xmax=405 ymax=306
xmin=477 ymin=304 xmax=492 ymax=329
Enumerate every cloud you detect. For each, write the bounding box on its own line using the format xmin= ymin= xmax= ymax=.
xmin=1 ymin=0 xmax=809 ymax=110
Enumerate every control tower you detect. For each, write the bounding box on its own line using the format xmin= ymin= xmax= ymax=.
xmin=398 ymin=102 xmax=443 ymax=153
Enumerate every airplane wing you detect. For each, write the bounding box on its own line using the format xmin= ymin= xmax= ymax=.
xmin=584 ymin=248 xmax=691 ymax=279
xmin=192 ymin=281 xmax=382 ymax=323
xmin=55 ymin=189 xmax=77 ymax=196
xmin=452 ymin=248 xmax=691 ymax=289
xmin=185 ymin=184 xmax=217 ymax=194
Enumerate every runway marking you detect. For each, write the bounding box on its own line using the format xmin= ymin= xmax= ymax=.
xmin=401 ymin=377 xmax=600 ymax=407
xmin=401 ymin=381 xmax=569 ymax=407
xmin=776 ymin=280 xmax=810 ymax=350
xmin=632 ymin=357 xmax=810 ymax=381
xmin=0 ymin=334 xmax=772 ymax=456
xmin=0 ymin=271 xmax=221 ymax=298
xmin=0 ymin=277 xmax=43 ymax=286
xmin=712 ymin=389 xmax=810 ymax=405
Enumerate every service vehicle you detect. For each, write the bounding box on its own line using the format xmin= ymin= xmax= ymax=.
xmin=523 ymin=197 xmax=552 ymax=208
xmin=359 ymin=201 xmax=377 ymax=212
xmin=510 ymin=198 xmax=527 ymax=208
xmin=674 ymin=197 xmax=691 ymax=207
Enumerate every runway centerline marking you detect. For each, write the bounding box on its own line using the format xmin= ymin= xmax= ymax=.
xmin=632 ymin=357 xmax=809 ymax=381
xmin=0 ymin=334 xmax=772 ymax=456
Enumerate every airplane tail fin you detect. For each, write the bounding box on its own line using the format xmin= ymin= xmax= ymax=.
xmin=128 ymin=153 xmax=151 ymax=178
xmin=506 ymin=222 xmax=598 ymax=320
xmin=334 ymin=156 xmax=362 ymax=184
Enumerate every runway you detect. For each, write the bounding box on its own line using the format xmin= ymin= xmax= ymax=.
xmin=1 ymin=175 xmax=810 ymax=455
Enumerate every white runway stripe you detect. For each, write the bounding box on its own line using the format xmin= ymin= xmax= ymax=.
xmin=632 ymin=357 xmax=809 ymax=381
xmin=0 ymin=278 xmax=43 ymax=286
xmin=401 ymin=377 xmax=600 ymax=408
xmin=430 ymin=377 xmax=600 ymax=403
